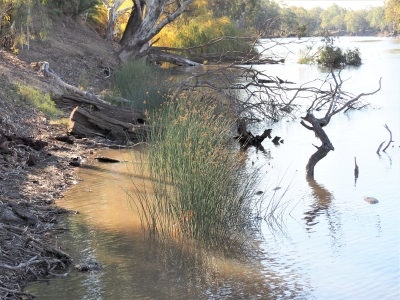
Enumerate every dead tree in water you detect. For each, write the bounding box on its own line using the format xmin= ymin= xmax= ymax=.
xmin=300 ymin=71 xmax=381 ymax=178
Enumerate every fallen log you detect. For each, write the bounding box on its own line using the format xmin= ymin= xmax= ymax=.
xmin=68 ymin=106 xmax=149 ymax=143
xmin=52 ymin=94 xmax=149 ymax=144
xmin=187 ymin=55 xmax=285 ymax=65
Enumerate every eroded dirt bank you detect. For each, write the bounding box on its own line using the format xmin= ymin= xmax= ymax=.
xmin=0 ymin=13 xmax=120 ymax=299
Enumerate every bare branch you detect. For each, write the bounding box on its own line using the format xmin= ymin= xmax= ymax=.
xmin=330 ymin=77 xmax=382 ymax=117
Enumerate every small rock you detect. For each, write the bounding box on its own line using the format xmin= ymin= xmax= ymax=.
xmin=27 ymin=154 xmax=36 ymax=166
xmin=74 ymin=261 xmax=102 ymax=272
xmin=255 ymin=191 xmax=263 ymax=195
xmin=69 ymin=157 xmax=81 ymax=167
xmin=7 ymin=192 xmax=21 ymax=199
xmin=364 ymin=197 xmax=379 ymax=204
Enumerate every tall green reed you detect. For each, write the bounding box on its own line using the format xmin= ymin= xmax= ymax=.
xmin=129 ymin=92 xmax=263 ymax=247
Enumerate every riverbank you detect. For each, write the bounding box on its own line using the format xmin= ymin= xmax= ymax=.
xmin=0 ymin=14 xmax=119 ymax=299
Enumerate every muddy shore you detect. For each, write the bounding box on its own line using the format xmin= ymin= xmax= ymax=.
xmin=0 ymin=86 xmax=110 ymax=298
xmin=0 ymin=12 xmax=121 ymax=298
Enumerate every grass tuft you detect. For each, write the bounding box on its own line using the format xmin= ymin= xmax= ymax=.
xmin=17 ymin=84 xmax=62 ymax=117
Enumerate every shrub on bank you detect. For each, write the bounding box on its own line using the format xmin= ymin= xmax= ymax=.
xmin=299 ymin=36 xmax=362 ymax=67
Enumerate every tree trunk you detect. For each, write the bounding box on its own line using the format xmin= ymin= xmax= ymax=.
xmin=119 ymin=0 xmax=145 ymax=46
xmin=105 ymin=5 xmax=117 ymax=41
xmin=104 ymin=0 xmax=133 ymax=41
xmin=117 ymin=0 xmax=196 ymax=62
xmin=301 ymin=112 xmax=335 ymax=178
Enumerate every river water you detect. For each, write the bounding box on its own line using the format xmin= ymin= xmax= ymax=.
xmin=27 ymin=37 xmax=400 ymax=299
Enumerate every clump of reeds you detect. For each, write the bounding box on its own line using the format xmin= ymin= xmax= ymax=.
xmin=111 ymin=59 xmax=172 ymax=111
xmin=129 ymin=92 xmax=263 ymax=247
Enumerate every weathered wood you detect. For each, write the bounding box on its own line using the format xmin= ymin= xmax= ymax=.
xmin=146 ymin=48 xmax=202 ymax=66
xmin=68 ymin=106 xmax=149 ymax=143
xmin=272 ymin=136 xmax=281 ymax=144
xmin=235 ymin=118 xmax=272 ymax=147
xmin=52 ymin=94 xmax=149 ymax=144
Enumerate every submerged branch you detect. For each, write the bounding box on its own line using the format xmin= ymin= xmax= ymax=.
xmin=382 ymin=124 xmax=394 ymax=152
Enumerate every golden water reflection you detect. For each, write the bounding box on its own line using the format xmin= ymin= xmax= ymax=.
xmin=26 ymin=149 xmax=307 ymax=299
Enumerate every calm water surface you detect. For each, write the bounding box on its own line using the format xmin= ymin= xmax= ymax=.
xmin=27 ymin=37 xmax=400 ymax=299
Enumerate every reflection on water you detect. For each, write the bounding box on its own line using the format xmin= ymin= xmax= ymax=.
xmin=27 ymin=37 xmax=400 ymax=299
xmin=26 ymin=150 xmax=308 ymax=299
xmin=304 ymin=177 xmax=334 ymax=228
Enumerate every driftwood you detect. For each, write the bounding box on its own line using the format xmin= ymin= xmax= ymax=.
xmin=235 ymin=119 xmax=272 ymax=148
xmin=53 ymin=94 xmax=149 ymax=144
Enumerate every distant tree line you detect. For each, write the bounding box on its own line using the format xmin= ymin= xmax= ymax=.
xmin=213 ymin=0 xmax=400 ymax=36
xmin=0 ymin=0 xmax=399 ymax=58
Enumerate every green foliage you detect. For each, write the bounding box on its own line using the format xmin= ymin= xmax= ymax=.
xmin=130 ymin=92 xmax=262 ymax=246
xmin=112 ymin=59 xmax=172 ymax=111
xmin=207 ymin=0 xmax=257 ymax=22
xmin=367 ymin=7 xmax=388 ymax=31
xmin=18 ymin=84 xmax=62 ymax=117
xmin=299 ymin=36 xmax=362 ymax=67
xmin=242 ymin=1 xmax=388 ymax=36
xmin=344 ymin=48 xmax=362 ymax=66
xmin=156 ymin=14 xmax=253 ymax=56
xmin=317 ymin=43 xmax=345 ymax=67
xmin=344 ymin=10 xmax=369 ymax=34
xmin=384 ymin=0 xmax=400 ymax=32
xmin=49 ymin=0 xmax=101 ymax=17
xmin=0 ymin=0 xmax=52 ymax=50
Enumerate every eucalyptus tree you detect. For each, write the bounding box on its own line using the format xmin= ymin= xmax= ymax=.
xmin=102 ymin=0 xmax=132 ymax=41
xmin=320 ymin=4 xmax=347 ymax=31
xmin=384 ymin=0 xmax=400 ymax=31
xmin=117 ymin=0 xmax=198 ymax=63
xmin=366 ymin=7 xmax=388 ymax=32
xmin=344 ymin=10 xmax=369 ymax=35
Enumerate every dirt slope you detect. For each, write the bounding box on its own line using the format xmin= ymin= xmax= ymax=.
xmin=0 ymin=13 xmax=118 ymax=299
